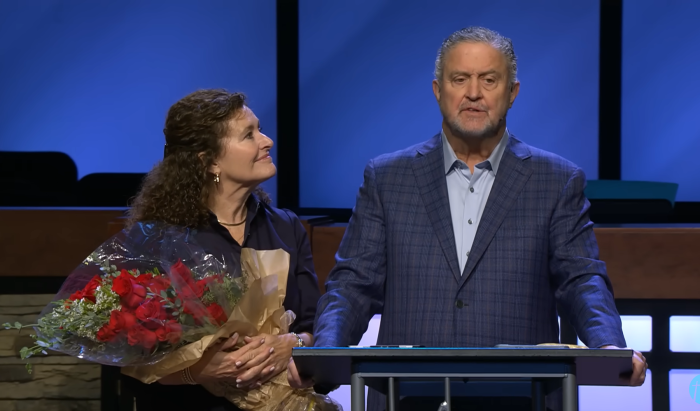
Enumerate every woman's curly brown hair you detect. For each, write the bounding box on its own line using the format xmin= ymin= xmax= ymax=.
xmin=128 ymin=89 xmax=270 ymax=228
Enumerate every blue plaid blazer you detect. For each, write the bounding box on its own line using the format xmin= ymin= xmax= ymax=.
xmin=313 ymin=132 xmax=626 ymax=350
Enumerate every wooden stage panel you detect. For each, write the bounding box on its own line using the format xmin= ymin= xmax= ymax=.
xmin=0 ymin=208 xmax=126 ymax=277
xmin=311 ymin=224 xmax=700 ymax=299
xmin=2 ymin=209 xmax=698 ymax=301
xmin=0 ymin=210 xmax=325 ymax=281
xmin=308 ymin=224 xmax=347 ymax=293
xmin=596 ymin=227 xmax=700 ymax=299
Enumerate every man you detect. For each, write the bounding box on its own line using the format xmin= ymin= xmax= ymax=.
xmin=308 ymin=26 xmax=647 ymax=410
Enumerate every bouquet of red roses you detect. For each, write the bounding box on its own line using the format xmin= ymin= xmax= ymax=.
xmin=3 ymin=222 xmax=246 ymax=372
xmin=4 ymin=222 xmax=342 ymax=411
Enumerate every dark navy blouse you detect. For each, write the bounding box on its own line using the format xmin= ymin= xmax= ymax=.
xmin=196 ymin=194 xmax=320 ymax=335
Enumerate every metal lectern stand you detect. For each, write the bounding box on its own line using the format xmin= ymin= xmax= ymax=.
xmin=293 ymin=347 xmax=633 ymax=411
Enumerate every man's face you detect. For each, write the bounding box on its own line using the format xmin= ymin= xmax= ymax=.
xmin=432 ymin=41 xmax=519 ymax=140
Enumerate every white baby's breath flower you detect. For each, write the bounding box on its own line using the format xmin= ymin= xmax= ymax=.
xmin=46 ymin=282 xmax=120 ymax=342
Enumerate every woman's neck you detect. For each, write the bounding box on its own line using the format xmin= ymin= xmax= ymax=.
xmin=208 ymin=185 xmax=254 ymax=225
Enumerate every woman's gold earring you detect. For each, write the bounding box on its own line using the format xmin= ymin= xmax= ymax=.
xmin=214 ymin=173 xmax=220 ymax=184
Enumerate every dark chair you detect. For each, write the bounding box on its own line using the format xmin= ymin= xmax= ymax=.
xmin=76 ymin=173 xmax=146 ymax=207
xmin=0 ymin=151 xmax=78 ymax=206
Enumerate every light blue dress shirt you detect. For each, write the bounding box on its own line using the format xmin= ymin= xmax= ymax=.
xmin=442 ymin=129 xmax=510 ymax=275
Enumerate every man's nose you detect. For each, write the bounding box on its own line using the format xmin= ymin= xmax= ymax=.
xmin=465 ymin=80 xmax=482 ymax=100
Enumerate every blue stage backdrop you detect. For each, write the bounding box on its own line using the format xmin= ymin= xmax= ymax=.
xmin=622 ymin=0 xmax=700 ymax=202
xmin=0 ymin=0 xmax=278 ymax=203
xmin=299 ymin=0 xmax=601 ymax=208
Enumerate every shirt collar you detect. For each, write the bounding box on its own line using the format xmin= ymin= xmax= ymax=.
xmin=441 ymin=128 xmax=510 ymax=175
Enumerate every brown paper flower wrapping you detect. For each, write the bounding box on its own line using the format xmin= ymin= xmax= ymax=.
xmin=122 ymin=248 xmax=341 ymax=411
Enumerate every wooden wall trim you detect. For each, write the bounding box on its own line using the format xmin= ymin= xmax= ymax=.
xmin=311 ymin=225 xmax=700 ymax=299
xmin=3 ymin=210 xmax=698 ymax=300
xmin=0 ymin=209 xmax=126 ymax=277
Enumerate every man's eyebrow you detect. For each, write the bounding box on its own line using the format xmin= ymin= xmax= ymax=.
xmin=448 ymin=69 xmax=501 ymax=77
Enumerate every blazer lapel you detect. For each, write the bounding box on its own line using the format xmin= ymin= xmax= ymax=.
xmin=412 ymin=134 xmax=461 ymax=283
xmin=459 ymin=137 xmax=533 ymax=286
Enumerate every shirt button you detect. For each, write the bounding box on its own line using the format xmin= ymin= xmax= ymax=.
xmin=455 ymin=299 xmax=464 ymax=309
xmin=468 ymin=219 xmax=473 ymax=224
xmin=469 ymin=187 xmax=474 ymax=193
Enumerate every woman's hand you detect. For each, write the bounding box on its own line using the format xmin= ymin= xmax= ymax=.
xmin=189 ymin=333 xmax=273 ymax=385
xmin=233 ymin=333 xmax=298 ymax=388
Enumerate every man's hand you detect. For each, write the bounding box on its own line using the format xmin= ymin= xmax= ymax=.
xmin=287 ymin=358 xmax=314 ymax=389
xmin=601 ymin=345 xmax=647 ymax=386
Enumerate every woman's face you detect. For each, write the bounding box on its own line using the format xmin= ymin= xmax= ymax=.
xmin=210 ymin=106 xmax=276 ymax=186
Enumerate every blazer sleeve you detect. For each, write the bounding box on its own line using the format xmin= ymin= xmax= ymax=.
xmin=548 ymin=167 xmax=627 ymax=348
xmin=284 ymin=209 xmax=321 ymax=336
xmin=313 ymin=159 xmax=387 ymax=347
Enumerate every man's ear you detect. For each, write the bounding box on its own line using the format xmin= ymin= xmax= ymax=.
xmin=509 ymin=81 xmax=520 ymax=107
xmin=432 ymin=79 xmax=441 ymax=103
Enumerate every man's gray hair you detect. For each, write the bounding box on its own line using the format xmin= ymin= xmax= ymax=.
xmin=434 ymin=26 xmax=518 ymax=86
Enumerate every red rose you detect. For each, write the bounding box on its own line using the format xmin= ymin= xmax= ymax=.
xmin=96 ymin=310 xmax=137 ymax=342
xmin=113 ymin=270 xmax=146 ymax=309
xmin=170 ymin=259 xmax=194 ymax=285
xmin=110 ymin=310 xmax=137 ymax=333
xmin=127 ymin=324 xmax=158 ymax=351
xmin=120 ymin=304 xmax=136 ymax=314
xmin=135 ymin=273 xmax=153 ymax=285
xmin=206 ymin=303 xmax=228 ymax=326
xmin=135 ymin=299 xmax=168 ymax=329
xmin=195 ymin=277 xmax=218 ymax=296
xmin=69 ymin=289 xmax=86 ymax=302
xmin=96 ymin=324 xmax=118 ymax=342
xmin=122 ymin=285 xmax=146 ymax=308
xmin=112 ymin=270 xmax=134 ymax=295
xmin=155 ymin=322 xmax=182 ymax=344
xmin=81 ymin=275 xmax=102 ymax=303
xmin=182 ymin=300 xmax=209 ymax=324
xmin=145 ymin=276 xmax=171 ymax=299
xmin=179 ymin=282 xmax=204 ymax=300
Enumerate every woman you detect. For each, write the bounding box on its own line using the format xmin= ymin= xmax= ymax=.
xmin=122 ymin=89 xmax=320 ymax=410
